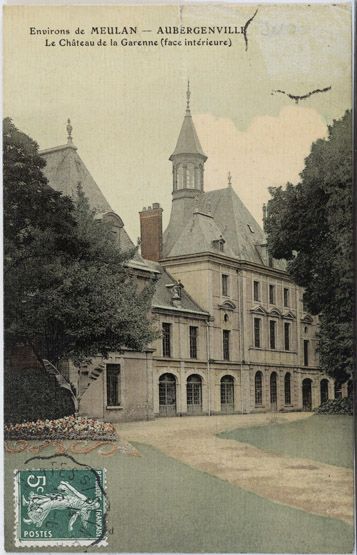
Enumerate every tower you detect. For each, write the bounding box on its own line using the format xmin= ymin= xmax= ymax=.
xmin=169 ymin=81 xmax=207 ymax=197
xmin=163 ymin=82 xmax=208 ymax=256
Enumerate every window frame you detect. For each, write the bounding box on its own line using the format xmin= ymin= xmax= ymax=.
xmin=253 ymin=280 xmax=260 ymax=302
xmin=303 ymin=339 xmax=309 ymax=366
xmin=106 ymin=364 xmax=121 ymax=407
xmin=254 ymin=317 xmax=261 ymax=348
xmin=223 ymin=330 xmax=230 ymax=361
xmin=222 ymin=274 xmax=229 ymax=297
xmin=162 ymin=322 xmax=172 ymax=358
xmin=283 ymin=287 xmax=290 ymax=307
xmin=255 ymin=371 xmax=263 ymax=406
xmin=284 ymin=322 xmax=291 ymax=351
xmin=284 ymin=372 xmax=291 ymax=405
xmin=189 ymin=326 xmax=198 ymax=359
xmin=269 ymin=319 xmax=277 ymax=350
xmin=269 ymin=284 xmax=276 ymax=304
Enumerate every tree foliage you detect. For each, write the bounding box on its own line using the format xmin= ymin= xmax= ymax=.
xmin=4 ymin=118 xmax=157 ymax=365
xmin=265 ymin=110 xmax=352 ymax=383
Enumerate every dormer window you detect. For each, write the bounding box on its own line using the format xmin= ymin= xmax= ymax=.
xmin=212 ymin=236 xmax=225 ymax=252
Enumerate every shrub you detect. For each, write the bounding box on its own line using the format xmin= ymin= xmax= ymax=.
xmin=4 ymin=367 xmax=75 ymax=424
xmin=314 ymin=397 xmax=353 ymax=415
xmin=4 ymin=416 xmax=116 ymax=441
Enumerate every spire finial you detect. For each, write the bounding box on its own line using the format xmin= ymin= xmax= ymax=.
xmin=228 ymin=171 xmax=232 ymax=187
xmin=186 ymin=80 xmax=191 ymax=113
xmin=66 ymin=118 xmax=73 ymax=143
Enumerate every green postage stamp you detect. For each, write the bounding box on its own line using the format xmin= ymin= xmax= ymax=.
xmin=14 ymin=468 xmax=107 ymax=547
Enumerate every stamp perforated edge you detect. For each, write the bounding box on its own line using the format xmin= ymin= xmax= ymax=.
xmin=13 ymin=468 xmax=108 ymax=548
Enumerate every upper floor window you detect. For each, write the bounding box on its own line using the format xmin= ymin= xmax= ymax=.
xmin=106 ymin=364 xmax=121 ymax=407
xmin=269 ymin=320 xmax=276 ymax=349
xmin=222 ymin=274 xmax=229 ymax=296
xmin=223 ymin=330 xmax=230 ymax=361
xmin=303 ymin=339 xmax=309 ymax=366
xmin=269 ymin=284 xmax=275 ymax=304
xmin=189 ymin=326 xmax=198 ymax=359
xmin=284 ymin=322 xmax=291 ymax=351
xmin=162 ymin=323 xmax=172 ymax=357
xmin=253 ymin=280 xmax=260 ymax=302
xmin=254 ymin=317 xmax=261 ymax=348
xmin=284 ymin=288 xmax=290 ymax=307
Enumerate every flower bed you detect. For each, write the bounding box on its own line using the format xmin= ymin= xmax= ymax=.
xmin=4 ymin=415 xmax=117 ymax=441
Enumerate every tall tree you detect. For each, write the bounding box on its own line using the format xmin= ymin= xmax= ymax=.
xmin=4 ymin=118 xmax=156 ymax=365
xmin=264 ymin=110 xmax=352 ymax=384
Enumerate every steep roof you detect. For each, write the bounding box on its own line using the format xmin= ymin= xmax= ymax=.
xmin=163 ymin=185 xmax=286 ymax=270
xmin=147 ymin=262 xmax=209 ymax=316
xmin=168 ymin=209 xmax=235 ymax=258
xmin=40 ymin=141 xmax=151 ymax=270
xmin=40 ymin=143 xmax=112 ymax=213
xmin=169 ymin=112 xmax=207 ymax=160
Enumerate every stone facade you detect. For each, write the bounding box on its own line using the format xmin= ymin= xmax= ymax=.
xmin=39 ymin=92 xmax=337 ymax=422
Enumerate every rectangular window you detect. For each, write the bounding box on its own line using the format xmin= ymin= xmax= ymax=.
xmin=304 ymin=340 xmax=309 ymax=366
xmin=270 ymin=320 xmax=276 ymax=349
xmin=254 ymin=318 xmax=261 ymax=348
xmin=253 ymin=280 xmax=260 ymax=302
xmin=162 ymin=323 xmax=171 ymax=357
xmin=106 ymin=364 xmax=121 ymax=407
xmin=284 ymin=322 xmax=290 ymax=351
xmin=222 ymin=274 xmax=229 ymax=297
xmin=189 ymin=326 xmax=198 ymax=359
xmin=223 ymin=330 xmax=230 ymax=361
xmin=269 ymin=284 xmax=275 ymax=304
xmin=284 ymin=288 xmax=289 ymax=307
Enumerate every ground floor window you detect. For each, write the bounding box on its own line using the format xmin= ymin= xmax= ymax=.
xmin=255 ymin=371 xmax=263 ymax=406
xmin=284 ymin=372 xmax=291 ymax=405
xmin=159 ymin=373 xmax=177 ymax=416
xmin=302 ymin=378 xmax=312 ymax=411
xmin=334 ymin=381 xmax=342 ymax=399
xmin=187 ymin=374 xmax=202 ymax=414
xmin=106 ymin=364 xmax=121 ymax=407
xmin=221 ymin=375 xmax=234 ymax=413
xmin=270 ymin=372 xmax=277 ymax=408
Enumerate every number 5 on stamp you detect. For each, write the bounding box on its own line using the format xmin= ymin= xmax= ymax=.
xmin=14 ymin=468 xmax=107 ymax=547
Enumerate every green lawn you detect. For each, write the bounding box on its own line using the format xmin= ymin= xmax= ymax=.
xmin=5 ymin=438 xmax=354 ymax=553
xmin=219 ymin=415 xmax=353 ymax=468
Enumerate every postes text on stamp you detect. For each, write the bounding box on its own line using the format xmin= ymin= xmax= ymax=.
xmin=14 ymin=468 xmax=107 ymax=547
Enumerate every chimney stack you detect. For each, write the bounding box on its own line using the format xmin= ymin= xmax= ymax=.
xmin=139 ymin=203 xmax=163 ymax=261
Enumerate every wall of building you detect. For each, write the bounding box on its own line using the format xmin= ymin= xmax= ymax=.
xmin=79 ymin=351 xmax=154 ymax=422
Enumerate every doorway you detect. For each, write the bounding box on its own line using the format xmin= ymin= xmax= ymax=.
xmin=159 ymin=373 xmax=177 ymax=416
xmin=187 ymin=374 xmax=202 ymax=415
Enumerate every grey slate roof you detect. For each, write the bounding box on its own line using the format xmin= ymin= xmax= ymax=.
xmin=169 ymin=112 xmax=207 ymax=159
xmin=163 ymin=185 xmax=286 ymax=270
xmin=146 ymin=261 xmax=209 ymax=316
xmin=40 ymin=144 xmax=113 ymax=213
xmin=40 ymin=142 xmax=151 ymax=270
xmin=168 ymin=209 xmax=236 ymax=258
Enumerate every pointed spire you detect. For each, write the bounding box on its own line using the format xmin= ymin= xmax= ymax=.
xmin=186 ymin=80 xmax=191 ymax=114
xmin=66 ymin=118 xmax=73 ymax=144
xmin=227 ymin=171 xmax=232 ymax=187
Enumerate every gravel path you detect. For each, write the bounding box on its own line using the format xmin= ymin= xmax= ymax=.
xmin=118 ymin=412 xmax=353 ymax=525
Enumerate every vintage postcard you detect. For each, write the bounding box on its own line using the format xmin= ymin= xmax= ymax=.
xmin=2 ymin=2 xmax=354 ymax=553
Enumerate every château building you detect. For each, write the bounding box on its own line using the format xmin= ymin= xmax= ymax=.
xmin=39 ymin=90 xmax=335 ymax=422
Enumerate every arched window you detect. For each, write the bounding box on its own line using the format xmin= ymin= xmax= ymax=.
xmin=187 ymin=374 xmax=202 ymax=414
xmin=221 ymin=375 xmax=234 ymax=413
xmin=270 ymin=372 xmax=277 ymax=410
xmin=320 ymin=379 xmax=329 ymax=404
xmin=255 ymin=371 xmax=263 ymax=406
xmin=284 ymin=373 xmax=291 ymax=405
xmin=159 ymin=373 xmax=177 ymax=416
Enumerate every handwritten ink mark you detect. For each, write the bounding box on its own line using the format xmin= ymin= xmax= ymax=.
xmin=271 ymin=86 xmax=332 ymax=104
xmin=242 ymin=9 xmax=258 ymax=51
